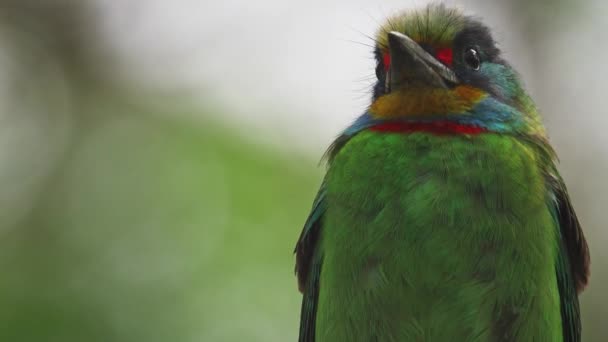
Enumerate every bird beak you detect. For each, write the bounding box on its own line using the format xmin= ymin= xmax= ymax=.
xmin=386 ymin=31 xmax=459 ymax=93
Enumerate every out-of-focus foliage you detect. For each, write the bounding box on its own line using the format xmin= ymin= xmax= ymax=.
xmin=0 ymin=107 xmax=318 ymax=341
xmin=0 ymin=1 xmax=605 ymax=342
xmin=0 ymin=2 xmax=316 ymax=341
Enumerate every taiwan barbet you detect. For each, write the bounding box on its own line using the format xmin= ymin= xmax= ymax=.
xmin=295 ymin=4 xmax=589 ymax=342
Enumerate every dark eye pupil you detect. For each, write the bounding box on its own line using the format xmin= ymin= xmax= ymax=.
xmin=464 ymin=48 xmax=481 ymax=70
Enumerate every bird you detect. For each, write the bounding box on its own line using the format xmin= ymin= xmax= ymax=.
xmin=294 ymin=4 xmax=590 ymax=342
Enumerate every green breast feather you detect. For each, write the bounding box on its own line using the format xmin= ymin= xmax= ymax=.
xmin=295 ymin=132 xmax=589 ymax=342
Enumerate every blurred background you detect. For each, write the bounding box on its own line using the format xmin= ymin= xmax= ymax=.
xmin=0 ymin=0 xmax=605 ymax=341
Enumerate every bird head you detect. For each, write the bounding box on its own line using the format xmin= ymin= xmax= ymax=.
xmin=370 ymin=4 xmax=545 ymax=136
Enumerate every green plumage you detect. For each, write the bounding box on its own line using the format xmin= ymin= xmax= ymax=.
xmin=317 ymin=132 xmax=561 ymax=341
xmin=295 ymin=4 xmax=589 ymax=342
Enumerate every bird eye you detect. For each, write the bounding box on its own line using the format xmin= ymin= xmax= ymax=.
xmin=464 ymin=48 xmax=481 ymax=70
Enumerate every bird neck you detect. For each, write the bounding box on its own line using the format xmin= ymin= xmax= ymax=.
xmin=368 ymin=120 xmax=488 ymax=135
xmin=367 ymin=90 xmax=544 ymax=137
xmin=369 ymin=85 xmax=486 ymax=119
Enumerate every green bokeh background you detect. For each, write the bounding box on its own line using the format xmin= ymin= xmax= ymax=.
xmin=0 ymin=109 xmax=318 ymax=341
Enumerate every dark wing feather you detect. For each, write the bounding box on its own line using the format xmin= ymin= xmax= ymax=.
xmin=520 ymin=135 xmax=589 ymax=341
xmin=295 ymin=184 xmax=326 ymax=291
xmin=294 ymin=184 xmax=327 ymax=342
xmin=297 ymin=253 xmax=322 ymax=342
xmin=549 ymin=174 xmax=590 ymax=293
xmin=294 ymin=113 xmax=372 ymax=341
xmin=548 ymin=173 xmax=590 ymax=342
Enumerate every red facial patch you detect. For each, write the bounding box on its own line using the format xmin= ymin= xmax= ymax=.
xmin=383 ymin=53 xmax=391 ymax=72
xmin=436 ymin=48 xmax=453 ymax=66
xmin=384 ymin=48 xmax=452 ymax=71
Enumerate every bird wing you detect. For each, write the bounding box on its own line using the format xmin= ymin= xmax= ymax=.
xmin=294 ymin=183 xmax=326 ymax=342
xmin=522 ymin=134 xmax=590 ymax=341
xmin=548 ymin=172 xmax=590 ymax=342
xmin=294 ymin=112 xmax=376 ymax=341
